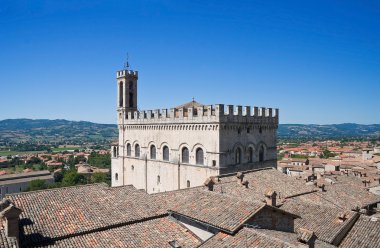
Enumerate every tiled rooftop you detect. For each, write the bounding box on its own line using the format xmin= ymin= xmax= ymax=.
xmin=299 ymin=180 xmax=380 ymax=210
xmin=280 ymin=197 xmax=358 ymax=244
xmin=153 ymin=188 xmax=266 ymax=233
xmin=199 ymin=227 xmax=335 ymax=248
xmin=212 ymin=168 xmax=316 ymax=202
xmin=7 ymin=183 xmax=164 ymax=246
xmin=339 ymin=215 xmax=380 ymax=248
xmin=46 ymin=217 xmax=201 ymax=248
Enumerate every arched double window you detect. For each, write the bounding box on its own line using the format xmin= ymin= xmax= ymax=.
xmin=135 ymin=144 xmax=140 ymax=158
xmin=182 ymin=147 xmax=189 ymax=163
xmin=126 ymin=143 xmax=131 ymax=156
xmin=259 ymin=145 xmax=265 ymax=162
xmin=196 ymin=148 xmax=204 ymax=165
xmin=150 ymin=145 xmax=156 ymax=159
xmin=163 ymin=146 xmax=169 ymax=161
xmin=235 ymin=148 xmax=242 ymax=165
xmin=248 ymin=147 xmax=254 ymax=163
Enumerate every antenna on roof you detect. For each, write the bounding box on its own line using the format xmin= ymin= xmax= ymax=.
xmin=124 ymin=53 xmax=130 ymax=69
xmin=192 ymin=97 xmax=195 ymax=108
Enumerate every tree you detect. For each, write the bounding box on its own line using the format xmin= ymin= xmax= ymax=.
xmin=319 ymin=149 xmax=335 ymax=159
xmin=54 ymin=171 xmax=64 ymax=183
xmin=27 ymin=157 xmax=42 ymax=165
xmin=91 ymin=172 xmax=108 ymax=183
xmin=26 ymin=179 xmax=47 ymax=191
xmin=62 ymin=171 xmax=86 ymax=186
xmin=88 ymin=152 xmax=111 ymax=168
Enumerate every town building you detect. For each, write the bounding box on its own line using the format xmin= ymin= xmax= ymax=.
xmin=111 ymin=66 xmax=279 ymax=193
xmin=0 ymin=170 xmax=54 ymax=199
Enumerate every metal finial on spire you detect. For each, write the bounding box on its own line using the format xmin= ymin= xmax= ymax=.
xmin=124 ymin=53 xmax=130 ymax=69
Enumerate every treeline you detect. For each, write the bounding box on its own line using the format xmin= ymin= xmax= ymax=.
xmin=26 ymin=170 xmax=111 ymax=191
xmin=87 ymin=152 xmax=111 ymax=168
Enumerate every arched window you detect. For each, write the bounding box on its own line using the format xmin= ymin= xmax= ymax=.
xmin=131 ymin=165 xmax=134 ymax=171
xmin=126 ymin=143 xmax=131 ymax=156
xmin=259 ymin=145 xmax=265 ymax=162
xmin=157 ymin=175 xmax=160 ymax=184
xmin=163 ymin=146 xmax=169 ymax=161
xmin=182 ymin=147 xmax=189 ymax=163
xmin=248 ymin=147 xmax=253 ymax=163
xmin=127 ymin=81 xmax=134 ymax=107
xmin=150 ymin=145 xmax=156 ymax=159
xmin=187 ymin=180 xmax=191 ymax=188
xmin=115 ymin=173 xmax=119 ymax=181
xmin=135 ymin=144 xmax=140 ymax=158
xmin=196 ymin=148 xmax=204 ymax=165
xmin=119 ymin=82 xmax=123 ymax=107
xmin=113 ymin=147 xmax=117 ymax=158
xmin=235 ymin=148 xmax=242 ymax=164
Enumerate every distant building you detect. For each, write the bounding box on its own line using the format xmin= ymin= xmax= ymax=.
xmin=362 ymin=148 xmax=373 ymax=161
xmin=0 ymin=170 xmax=54 ymax=199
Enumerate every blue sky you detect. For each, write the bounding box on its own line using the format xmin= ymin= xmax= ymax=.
xmin=0 ymin=0 xmax=379 ymax=124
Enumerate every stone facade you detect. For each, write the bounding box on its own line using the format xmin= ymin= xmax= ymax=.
xmin=111 ymin=68 xmax=279 ymax=193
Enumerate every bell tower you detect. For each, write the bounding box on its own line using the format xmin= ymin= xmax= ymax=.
xmin=116 ymin=63 xmax=138 ymax=120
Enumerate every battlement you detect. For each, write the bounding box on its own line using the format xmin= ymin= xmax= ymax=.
xmin=117 ymin=70 xmax=138 ymax=78
xmin=120 ymin=104 xmax=279 ymax=125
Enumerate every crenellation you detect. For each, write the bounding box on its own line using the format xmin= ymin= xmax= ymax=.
xmin=244 ymin=106 xmax=251 ymax=116
xmin=117 ymin=69 xmax=138 ymax=78
xmin=236 ymin=105 xmax=242 ymax=116
xmin=227 ymin=105 xmax=234 ymax=115
xmin=197 ymin=107 xmax=204 ymax=117
xmin=254 ymin=106 xmax=259 ymax=116
xmin=122 ymin=104 xmax=279 ymax=125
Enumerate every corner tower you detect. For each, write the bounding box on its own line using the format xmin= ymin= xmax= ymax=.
xmin=112 ymin=67 xmax=138 ymax=187
xmin=116 ymin=69 xmax=138 ymax=117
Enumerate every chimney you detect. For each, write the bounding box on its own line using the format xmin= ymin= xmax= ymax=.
xmin=0 ymin=199 xmax=22 ymax=243
xmin=204 ymin=177 xmax=217 ymax=191
xmin=317 ymin=183 xmax=325 ymax=192
xmin=236 ymin=172 xmax=244 ymax=184
xmin=264 ymin=189 xmax=277 ymax=207
xmin=169 ymin=240 xmax=181 ymax=248
xmin=242 ymin=180 xmax=249 ymax=188
xmin=362 ymin=179 xmax=370 ymax=187
xmin=297 ymin=228 xmax=316 ymax=248
xmin=338 ymin=213 xmax=347 ymax=223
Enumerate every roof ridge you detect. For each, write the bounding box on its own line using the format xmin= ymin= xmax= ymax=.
xmin=6 ymin=182 xmax=109 ymax=197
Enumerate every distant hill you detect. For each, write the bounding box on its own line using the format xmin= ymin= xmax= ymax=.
xmin=0 ymin=119 xmax=117 ymax=144
xmin=0 ymin=119 xmax=379 ymax=144
xmin=278 ymin=123 xmax=380 ymax=139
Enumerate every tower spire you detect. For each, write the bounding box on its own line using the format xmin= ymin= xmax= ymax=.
xmin=124 ymin=53 xmax=130 ymax=69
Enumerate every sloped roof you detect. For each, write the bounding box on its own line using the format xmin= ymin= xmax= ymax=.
xmin=212 ymin=168 xmax=316 ymax=201
xmin=7 ymin=184 xmax=164 ymax=246
xmin=175 ymin=101 xmax=204 ymax=109
xmin=280 ymin=197 xmax=359 ymax=244
xmin=339 ymin=215 xmax=380 ymax=248
xmin=46 ymin=217 xmax=201 ymax=248
xmin=153 ymin=188 xmax=266 ymax=233
xmin=200 ymin=227 xmax=335 ymax=248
